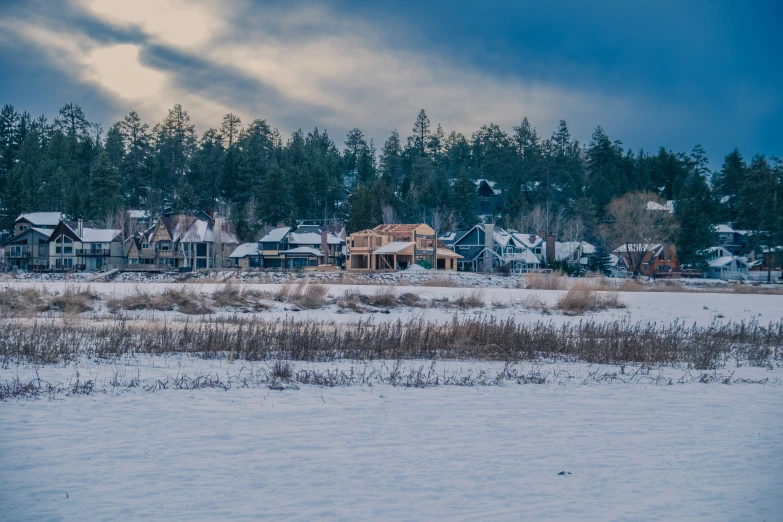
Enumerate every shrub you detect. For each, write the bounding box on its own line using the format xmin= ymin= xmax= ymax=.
xmin=450 ymin=290 xmax=485 ymax=309
xmin=557 ymin=281 xmax=625 ymax=315
xmin=43 ymin=287 xmax=99 ymax=314
xmin=281 ymin=281 xmax=328 ymax=309
xmin=398 ymin=292 xmax=427 ymax=307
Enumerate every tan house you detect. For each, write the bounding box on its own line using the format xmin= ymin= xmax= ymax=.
xmin=347 ymin=223 xmax=461 ymax=271
xmin=47 ymin=220 xmax=124 ymax=271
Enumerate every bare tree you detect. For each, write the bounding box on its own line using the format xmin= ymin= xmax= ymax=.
xmin=381 ymin=204 xmax=400 ymax=225
xmin=601 ymin=192 xmax=676 ymax=277
xmin=427 ymin=206 xmax=454 ymax=269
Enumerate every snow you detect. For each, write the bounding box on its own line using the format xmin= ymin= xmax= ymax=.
xmin=79 ymin=227 xmax=121 ymax=242
xmin=279 ymin=246 xmax=324 ymax=256
xmin=15 ymin=211 xmax=63 ymax=226
xmin=259 ymin=227 xmax=292 ymax=242
xmin=1 ymin=358 xmax=780 ymax=521
xmin=2 ymin=280 xmax=781 ymax=327
xmin=290 ymin=232 xmax=343 ymax=245
xmin=229 ymin=243 xmax=260 ymax=259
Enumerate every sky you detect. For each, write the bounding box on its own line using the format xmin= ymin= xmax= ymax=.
xmin=1 ymin=0 xmax=781 ymax=166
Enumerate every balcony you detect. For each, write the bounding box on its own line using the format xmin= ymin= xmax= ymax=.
xmin=76 ymin=249 xmax=111 ymax=256
xmin=139 ymin=248 xmax=184 ymax=259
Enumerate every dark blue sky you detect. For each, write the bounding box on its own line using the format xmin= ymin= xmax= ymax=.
xmin=1 ymin=0 xmax=780 ymax=166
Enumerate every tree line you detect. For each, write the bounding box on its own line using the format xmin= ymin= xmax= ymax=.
xmin=0 ymin=103 xmax=780 ymax=265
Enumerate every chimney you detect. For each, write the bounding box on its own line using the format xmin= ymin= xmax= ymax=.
xmin=77 ymin=219 xmax=84 ymax=237
xmin=276 ymin=222 xmax=285 ymax=228
xmin=546 ymin=234 xmax=556 ymax=264
xmin=537 ymin=229 xmax=546 ymax=240
xmin=529 ymin=234 xmax=536 ymax=244
xmin=320 ymin=230 xmax=329 ymax=265
xmin=483 ymin=223 xmax=495 ymax=272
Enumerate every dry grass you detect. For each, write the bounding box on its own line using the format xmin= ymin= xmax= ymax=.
xmin=521 ymin=272 xmax=569 ymax=290
xmin=450 ymin=289 xmax=485 ymax=309
xmin=0 ymin=287 xmax=50 ymax=316
xmin=367 ymin=287 xmax=398 ymax=308
xmin=557 ymin=281 xmax=625 ymax=315
xmin=278 ymin=281 xmax=328 ymax=309
xmin=43 ymin=287 xmax=99 ymax=314
xmin=422 ymin=276 xmax=460 ymax=288
xmin=108 ymin=287 xmax=213 ymax=315
xmin=521 ymin=294 xmax=550 ymax=314
xmin=398 ymin=292 xmax=427 ymax=307
xmin=212 ymin=282 xmax=268 ymax=310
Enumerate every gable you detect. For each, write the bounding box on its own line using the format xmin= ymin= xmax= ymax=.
xmin=455 ymin=226 xmax=484 ymax=247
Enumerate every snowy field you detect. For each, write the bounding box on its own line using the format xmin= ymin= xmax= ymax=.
xmin=2 ymin=280 xmax=782 ymax=326
xmin=1 ymin=367 xmax=781 ymax=521
xmin=2 ymin=278 xmax=782 ymax=520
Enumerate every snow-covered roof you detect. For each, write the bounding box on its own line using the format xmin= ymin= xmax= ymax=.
xmin=31 ymin=227 xmax=54 ymax=238
xmin=556 ymin=241 xmax=596 ymax=261
xmin=373 ymin=241 xmax=415 ymax=254
xmin=613 ymin=244 xmax=663 ymax=254
xmin=646 ymin=201 xmax=675 ymax=213
xmin=16 ymin=212 xmax=64 ymax=226
xmin=436 ymin=248 xmax=464 ymax=259
xmin=709 ymin=256 xmax=748 ymax=268
xmin=127 ymin=210 xmax=150 ymax=219
xmin=714 ymin=224 xmax=735 ymax=234
xmin=181 ymin=220 xmax=214 ymax=243
xmin=229 ymin=243 xmax=260 ymax=258
xmin=279 ymin=247 xmax=324 ymax=257
xmin=290 ymin=231 xmax=343 ymax=246
xmin=260 ymin=227 xmax=291 ymax=242
xmin=80 ymin=228 xmax=121 ymax=243
xmin=475 ymin=179 xmax=501 ymax=195
xmin=511 ymin=233 xmax=544 ymax=249
xmin=515 ymin=249 xmax=541 ymax=265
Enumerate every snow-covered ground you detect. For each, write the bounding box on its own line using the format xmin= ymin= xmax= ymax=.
xmin=1 ymin=363 xmax=780 ymax=521
xmin=3 ymin=280 xmax=782 ymax=326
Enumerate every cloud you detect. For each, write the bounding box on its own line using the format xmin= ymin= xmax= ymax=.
xmin=2 ymin=0 xmax=650 ymax=147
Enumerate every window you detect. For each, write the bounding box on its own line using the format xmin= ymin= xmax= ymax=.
xmin=142 ymin=243 xmax=149 ymax=249
xmin=196 ymin=244 xmax=207 ymax=256
xmin=20 ymin=225 xmax=28 ymax=231
xmin=196 ymin=258 xmax=207 ymax=269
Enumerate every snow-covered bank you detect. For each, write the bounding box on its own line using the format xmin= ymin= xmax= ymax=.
xmin=3 ymin=280 xmax=782 ymax=326
xmin=1 ymin=375 xmax=780 ymax=521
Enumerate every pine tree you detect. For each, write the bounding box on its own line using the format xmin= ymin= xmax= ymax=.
xmin=89 ymin=151 xmax=125 ymax=220
xmin=675 ymin=173 xmax=716 ymax=266
xmin=411 ymin=109 xmax=430 ymax=155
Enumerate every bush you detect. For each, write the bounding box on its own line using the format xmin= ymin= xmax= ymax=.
xmin=450 ymin=290 xmax=485 ymax=309
xmin=43 ymin=287 xmax=99 ymax=314
xmin=522 ymin=272 xmax=569 ymax=290
xmin=367 ymin=287 xmax=398 ymax=308
xmin=557 ymin=281 xmax=624 ymax=315
xmin=280 ymin=281 xmax=328 ymax=309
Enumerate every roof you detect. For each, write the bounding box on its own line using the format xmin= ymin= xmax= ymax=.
xmin=181 ymin=220 xmax=214 ymax=243
xmin=714 ymin=224 xmax=736 ymax=234
xmin=16 ymin=212 xmax=64 ymax=226
xmin=709 ymin=256 xmax=748 ymax=268
xmin=646 ymin=201 xmax=675 ymax=213
xmin=436 ymin=248 xmax=463 ymax=259
xmin=279 ymin=247 xmax=324 ymax=257
xmin=555 ymin=241 xmax=596 ymax=261
xmin=127 ymin=210 xmax=150 ymax=219
xmin=475 ymin=179 xmax=502 ymax=195
xmin=372 ymin=224 xmax=433 ymax=239
xmin=229 ymin=243 xmax=261 ymax=258
xmin=31 ymin=227 xmax=54 ymax=238
xmin=80 ymin=228 xmax=121 ymax=242
xmin=260 ymin=227 xmax=292 ymax=242
xmin=613 ymin=244 xmax=663 ymax=254
xmin=373 ymin=241 xmax=415 ymax=254
xmin=511 ymin=233 xmax=544 ymax=249
xmin=289 ymin=231 xmax=343 ymax=246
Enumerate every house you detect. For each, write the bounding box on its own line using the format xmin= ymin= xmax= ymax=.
xmin=645 ymin=200 xmax=675 ymax=213
xmin=612 ymin=243 xmax=678 ymax=276
xmin=713 ymin=224 xmax=748 ymax=255
xmin=475 ymin=179 xmax=502 ymax=213
xmin=704 ymin=247 xmax=750 ymax=280
xmin=347 ymin=223 xmax=461 ymax=271
xmin=13 ymin=212 xmax=65 ymax=236
xmin=253 ymin=225 xmax=345 ymax=269
xmin=446 ymin=224 xmax=548 ymax=272
xmin=47 ymin=220 xmax=125 ymax=271
xmin=2 ymin=226 xmax=53 ymax=270
xmin=127 ymin=214 xmax=238 ymax=270
xmin=555 ymin=241 xmax=596 ymax=266
xmin=229 ymin=242 xmax=262 ymax=270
